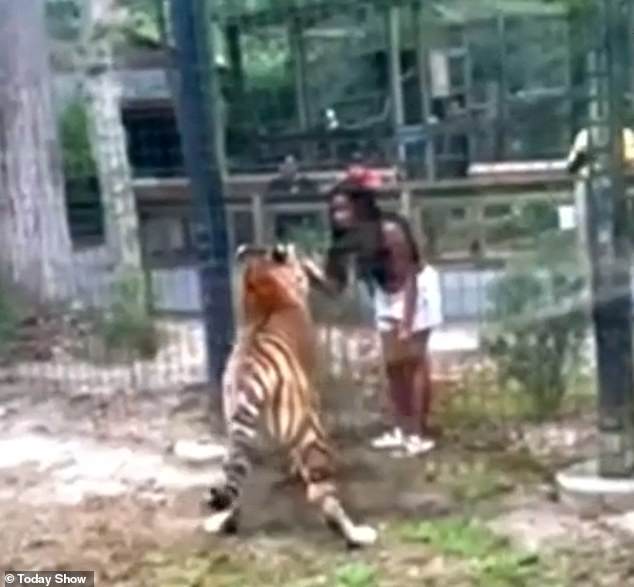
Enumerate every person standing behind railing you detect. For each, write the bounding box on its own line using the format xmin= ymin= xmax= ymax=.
xmin=266 ymin=154 xmax=318 ymax=198
xmin=566 ymin=126 xmax=634 ymax=255
xmin=566 ymin=126 xmax=634 ymax=177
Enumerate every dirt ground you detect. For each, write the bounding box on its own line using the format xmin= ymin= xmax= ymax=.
xmin=1 ymin=372 xmax=633 ymax=587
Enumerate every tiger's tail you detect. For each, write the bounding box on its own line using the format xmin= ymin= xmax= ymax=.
xmin=204 ymin=389 xmax=263 ymax=534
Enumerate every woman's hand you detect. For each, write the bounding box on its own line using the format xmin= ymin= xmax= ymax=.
xmin=397 ymin=321 xmax=412 ymax=341
xmin=399 ymin=270 xmax=417 ymax=341
xmin=302 ymin=258 xmax=338 ymax=297
xmin=382 ymin=317 xmax=410 ymax=340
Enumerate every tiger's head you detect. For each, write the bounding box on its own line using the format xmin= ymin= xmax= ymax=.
xmin=235 ymin=243 xmax=310 ymax=323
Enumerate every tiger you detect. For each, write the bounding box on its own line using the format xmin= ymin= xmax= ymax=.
xmin=203 ymin=242 xmax=378 ymax=548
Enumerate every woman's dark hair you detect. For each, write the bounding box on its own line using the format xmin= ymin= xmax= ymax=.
xmin=324 ymin=182 xmax=420 ymax=291
xmin=327 ymin=181 xmax=381 ymax=234
xmin=372 ymin=211 xmax=420 ymax=290
xmin=325 ymin=182 xmax=382 ymax=291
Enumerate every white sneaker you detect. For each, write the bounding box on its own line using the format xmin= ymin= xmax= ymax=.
xmin=403 ymin=435 xmax=435 ymax=456
xmin=370 ymin=428 xmax=404 ymax=449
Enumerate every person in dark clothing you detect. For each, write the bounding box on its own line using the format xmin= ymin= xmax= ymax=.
xmin=266 ymin=155 xmax=318 ymax=197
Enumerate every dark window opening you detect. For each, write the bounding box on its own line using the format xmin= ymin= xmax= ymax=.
xmin=123 ymin=107 xmax=184 ymax=178
xmin=65 ymin=176 xmax=105 ymax=248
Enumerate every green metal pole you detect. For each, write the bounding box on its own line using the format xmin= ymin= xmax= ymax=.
xmin=585 ymin=0 xmax=634 ymax=477
xmin=387 ymin=5 xmax=406 ymax=165
xmin=414 ymin=0 xmax=436 ymax=181
xmin=169 ymin=0 xmax=234 ymax=388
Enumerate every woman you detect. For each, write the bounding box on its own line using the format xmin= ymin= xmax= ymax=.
xmin=305 ymin=182 xmax=442 ymax=456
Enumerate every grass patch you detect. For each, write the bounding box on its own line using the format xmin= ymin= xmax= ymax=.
xmin=143 ymin=546 xmax=397 ymax=587
xmin=333 ymin=562 xmax=377 ymax=587
xmin=447 ymin=465 xmax=514 ymax=503
xmin=141 ymin=510 xmax=575 ymax=587
xmin=402 ymin=517 xmax=507 ymax=558
xmin=419 ymin=448 xmax=549 ymax=507
xmin=141 ymin=542 xmax=327 ymax=587
xmin=138 ymin=446 xmax=564 ymax=587
xmin=400 ymin=518 xmax=560 ymax=587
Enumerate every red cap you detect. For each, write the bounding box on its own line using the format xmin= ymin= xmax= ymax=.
xmin=345 ymin=165 xmax=382 ymax=189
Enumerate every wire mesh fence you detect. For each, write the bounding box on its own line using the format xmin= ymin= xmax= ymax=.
xmin=2 ymin=0 xmax=632 ymax=472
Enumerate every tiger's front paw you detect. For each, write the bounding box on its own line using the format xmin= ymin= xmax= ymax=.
xmin=203 ymin=507 xmax=239 ymax=535
xmin=207 ymin=486 xmax=234 ymax=511
xmin=345 ymin=524 xmax=378 ymax=548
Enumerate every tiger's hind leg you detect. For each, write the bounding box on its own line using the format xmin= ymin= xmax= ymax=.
xmin=306 ymin=469 xmax=378 ymax=548
xmin=204 ymin=395 xmax=262 ymax=536
xmin=271 ymin=459 xmax=303 ymax=490
xmin=294 ymin=423 xmax=378 ymax=548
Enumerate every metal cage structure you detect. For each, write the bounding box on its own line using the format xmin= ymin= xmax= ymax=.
xmin=205 ymin=0 xmax=577 ymax=179
xmin=1 ymin=0 xmax=634 ymax=470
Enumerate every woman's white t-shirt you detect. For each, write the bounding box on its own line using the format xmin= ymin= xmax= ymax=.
xmin=373 ymin=265 xmax=443 ymax=333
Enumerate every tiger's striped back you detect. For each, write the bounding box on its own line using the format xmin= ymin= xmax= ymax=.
xmin=225 ymin=329 xmax=327 ymax=446
xmin=220 ymin=244 xmax=331 ymax=484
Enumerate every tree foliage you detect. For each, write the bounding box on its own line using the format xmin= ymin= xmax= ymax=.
xmin=46 ymin=0 xmax=165 ymax=47
xmin=60 ymin=100 xmax=98 ymax=177
xmin=118 ymin=0 xmax=165 ymax=47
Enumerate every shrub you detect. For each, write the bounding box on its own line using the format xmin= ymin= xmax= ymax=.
xmin=484 ymin=232 xmax=588 ymax=418
xmin=100 ymin=273 xmax=160 ymax=360
xmin=0 ymin=280 xmax=19 ymax=356
xmin=334 ymin=563 xmax=377 ymax=587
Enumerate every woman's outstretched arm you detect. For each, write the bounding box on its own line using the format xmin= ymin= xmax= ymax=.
xmin=301 ymin=257 xmax=342 ymax=297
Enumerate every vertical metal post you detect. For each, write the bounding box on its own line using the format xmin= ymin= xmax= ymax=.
xmin=473 ymin=203 xmax=487 ymax=258
xmin=208 ymin=17 xmax=228 ymax=181
xmin=289 ymin=16 xmax=311 ymax=162
xmin=169 ymin=0 xmax=234 ymax=387
xmin=251 ymin=193 xmax=265 ymax=246
xmin=414 ymin=0 xmax=436 ymax=181
xmin=289 ymin=17 xmax=309 ymax=132
xmin=495 ymin=11 xmax=507 ymax=160
xmin=226 ymin=23 xmax=245 ymax=103
xmin=387 ymin=6 xmax=406 ymax=165
xmin=585 ymin=0 xmax=634 ymax=477
xmin=399 ymin=188 xmax=412 ymax=217
xmin=461 ymin=26 xmax=474 ymax=171
xmin=631 ymin=5 xmax=634 ymax=99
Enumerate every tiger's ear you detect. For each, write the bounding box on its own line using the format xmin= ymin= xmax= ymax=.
xmin=272 ymin=243 xmax=299 ymax=262
xmin=235 ymin=244 xmax=267 ymax=263
xmin=235 ymin=244 xmax=250 ymax=262
xmin=272 ymin=242 xmax=301 ymax=264
xmin=271 ymin=243 xmax=287 ymax=263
